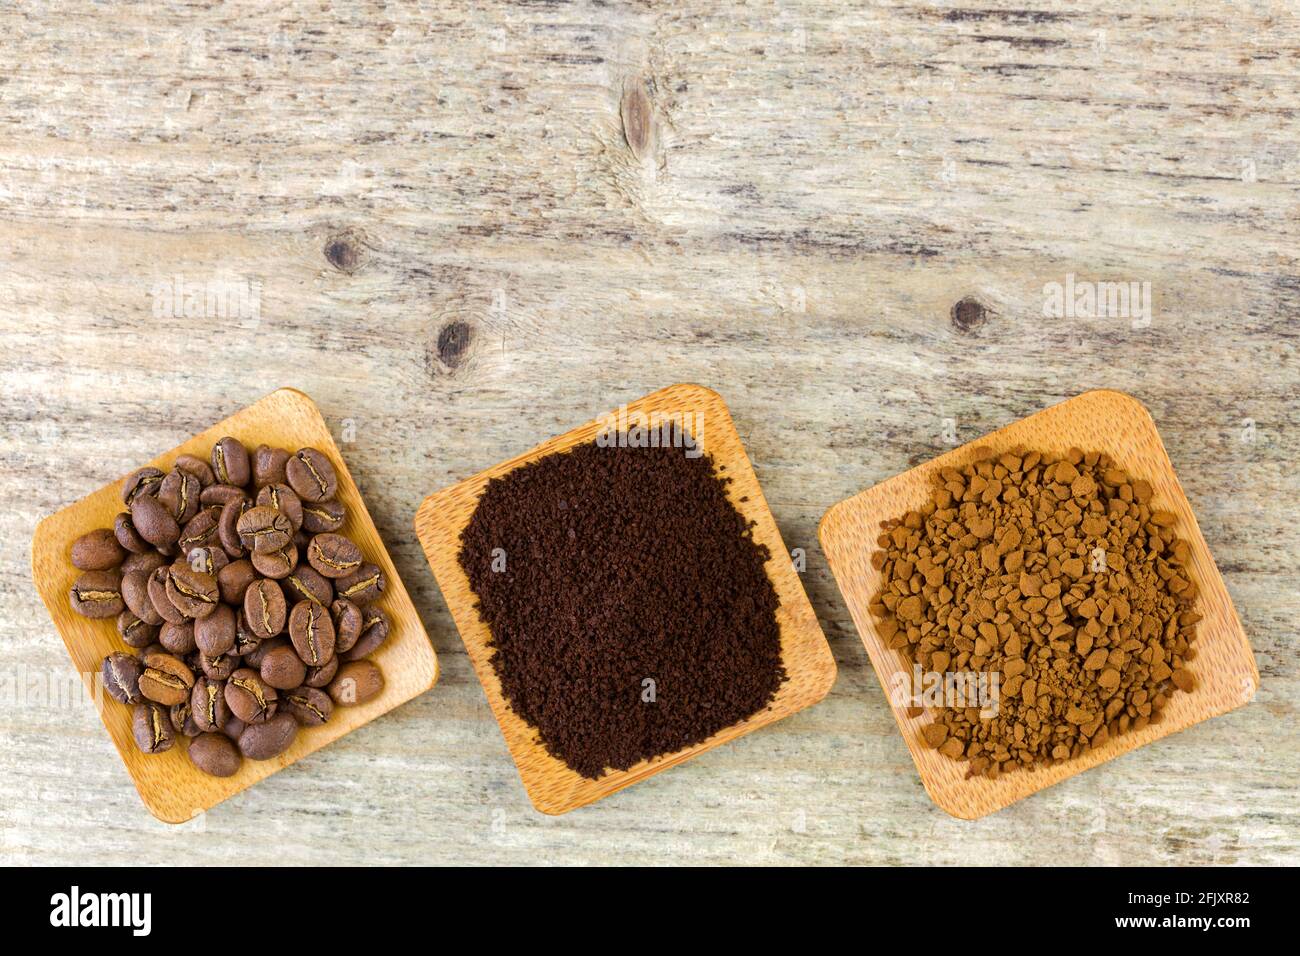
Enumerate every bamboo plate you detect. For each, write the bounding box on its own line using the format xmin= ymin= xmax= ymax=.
xmin=819 ymin=389 xmax=1259 ymax=820
xmin=31 ymin=387 xmax=439 ymax=823
xmin=414 ymin=383 xmax=837 ymax=815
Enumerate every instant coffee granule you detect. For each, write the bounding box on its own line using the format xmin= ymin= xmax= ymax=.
xmin=459 ymin=429 xmax=787 ymax=779
xmin=869 ymin=446 xmax=1201 ymax=779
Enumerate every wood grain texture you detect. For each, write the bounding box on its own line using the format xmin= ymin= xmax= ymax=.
xmin=1 ymin=0 xmax=1297 ymax=864
xmin=415 ymin=383 xmax=836 ymax=814
xmin=820 ymin=389 xmax=1259 ymax=819
xmin=29 ymin=388 xmax=439 ymax=822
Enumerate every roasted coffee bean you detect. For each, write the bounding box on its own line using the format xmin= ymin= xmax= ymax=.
xmin=251 ymin=543 xmax=298 ymax=580
xmin=188 ymin=732 xmax=241 ymax=777
xmin=159 ymin=468 xmax=201 ymax=524
xmin=117 ymin=609 xmax=158 ymax=648
xmin=71 ymin=528 xmax=126 ymax=571
xmin=244 ymin=635 xmax=286 ymax=670
xmin=101 ymin=652 xmax=144 ymax=704
xmin=282 ymin=685 xmax=333 ymax=727
xmin=191 ymin=676 xmax=231 ymax=733
xmin=193 ymin=602 xmax=236 ymax=657
xmin=257 ymin=483 xmax=303 ymax=532
xmin=199 ymin=652 xmax=239 ymax=681
xmin=307 ymin=533 xmax=362 ymax=579
xmin=285 ymin=564 xmax=333 ymax=607
xmin=237 ymin=505 xmax=293 ymax=555
xmin=183 ymin=543 xmax=228 ymax=579
xmin=335 ymin=562 xmax=385 ymax=606
xmin=225 ymin=667 xmax=277 ymax=723
xmin=261 ymin=644 xmax=307 ymax=690
xmin=170 ymin=701 xmax=201 ymax=736
xmin=122 ymin=467 xmax=164 ymax=506
xmin=131 ymin=493 xmax=180 ymax=553
xmin=204 ymin=547 xmax=231 ymax=576
xmin=218 ymin=496 xmax=252 ymax=557
xmin=165 ymin=563 xmax=220 ymax=618
xmin=286 ymin=447 xmax=338 ymax=503
xmin=174 ymin=453 xmax=216 ymax=487
xmin=114 ymin=512 xmax=151 ymax=554
xmin=69 ymin=570 xmax=124 ymax=619
xmin=122 ymin=569 xmax=164 ymax=626
xmin=138 ymin=651 xmax=196 ymax=706
xmin=208 ymin=436 xmax=247 ymax=487
xmin=222 ymin=713 xmax=247 ymax=740
xmin=244 ymin=579 xmax=287 ymax=639
xmin=330 ymin=599 xmax=363 ymax=654
xmin=217 ymin=559 xmax=257 ymax=605
xmin=159 ymin=620 xmax=197 ymax=655
xmin=289 ymin=600 xmax=336 ymax=668
xmin=140 ymin=642 xmax=166 ymax=659
xmin=233 ymin=610 xmax=263 ymax=657
xmin=132 ymin=702 xmax=175 ymax=754
xmin=238 ymin=711 xmax=297 ymax=760
xmin=200 ymin=483 xmax=247 ymax=508
xmin=303 ymin=656 xmax=339 ymax=689
xmin=166 ymin=701 xmax=186 ymax=734
xmin=342 ymin=606 xmax=390 ymax=661
xmin=178 ymin=509 xmax=222 ymax=555
xmin=121 ymin=550 xmax=166 ymax=578
xmin=147 ymin=566 xmax=187 ymax=624
xmin=144 ymin=649 xmax=194 ymax=678
xmin=329 ymin=660 xmax=384 ymax=705
xmin=301 ymin=498 xmax=346 ymax=534
xmin=253 ymin=444 xmax=291 ymax=488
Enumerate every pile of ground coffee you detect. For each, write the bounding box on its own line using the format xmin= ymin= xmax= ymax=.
xmin=869 ymin=446 xmax=1201 ymax=779
xmin=459 ymin=430 xmax=787 ymax=779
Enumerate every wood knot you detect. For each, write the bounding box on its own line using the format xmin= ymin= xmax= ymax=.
xmin=950 ymin=297 xmax=989 ymax=333
xmin=324 ymin=234 xmax=364 ymax=274
xmin=620 ymin=79 xmax=655 ymax=161
xmin=436 ymin=321 xmax=473 ymax=368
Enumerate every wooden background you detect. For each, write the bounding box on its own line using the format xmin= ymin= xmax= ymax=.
xmin=1 ymin=0 xmax=1295 ymax=865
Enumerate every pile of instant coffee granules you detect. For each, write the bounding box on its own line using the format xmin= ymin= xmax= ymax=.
xmin=458 ymin=429 xmax=787 ymax=779
xmin=869 ymin=446 xmax=1201 ymax=779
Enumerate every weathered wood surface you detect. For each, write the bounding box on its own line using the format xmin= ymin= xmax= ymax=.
xmin=1 ymin=0 xmax=1296 ymax=865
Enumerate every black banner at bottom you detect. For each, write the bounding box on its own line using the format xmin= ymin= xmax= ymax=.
xmin=6 ymin=866 xmax=1275 ymax=941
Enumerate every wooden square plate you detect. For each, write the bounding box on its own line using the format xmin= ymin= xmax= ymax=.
xmin=819 ymin=389 xmax=1259 ymax=819
xmin=414 ymin=383 xmax=837 ymax=814
xmin=31 ymin=387 xmax=439 ymax=823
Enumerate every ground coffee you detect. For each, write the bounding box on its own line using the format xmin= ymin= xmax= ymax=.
xmin=870 ymin=446 xmax=1201 ymax=779
xmin=459 ymin=428 xmax=787 ymax=779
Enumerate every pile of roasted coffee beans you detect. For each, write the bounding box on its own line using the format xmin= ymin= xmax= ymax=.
xmin=70 ymin=439 xmax=390 ymax=777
